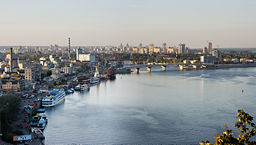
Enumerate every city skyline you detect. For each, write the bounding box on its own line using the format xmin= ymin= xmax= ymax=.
xmin=0 ymin=0 xmax=256 ymax=48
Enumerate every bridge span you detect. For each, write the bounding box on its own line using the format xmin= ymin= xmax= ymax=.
xmin=124 ymin=63 xmax=175 ymax=73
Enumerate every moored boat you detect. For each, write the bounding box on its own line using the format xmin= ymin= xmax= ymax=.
xmin=37 ymin=112 xmax=48 ymax=123
xmin=38 ymin=118 xmax=47 ymax=131
xmin=80 ymin=84 xmax=89 ymax=91
xmin=90 ymin=77 xmax=100 ymax=85
xmin=42 ymin=88 xmax=66 ymax=107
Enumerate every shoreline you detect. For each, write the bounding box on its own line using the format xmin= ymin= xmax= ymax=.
xmin=215 ymin=63 xmax=256 ymax=69
xmin=178 ymin=63 xmax=256 ymax=71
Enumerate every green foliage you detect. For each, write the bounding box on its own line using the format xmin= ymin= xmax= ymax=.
xmin=202 ymin=110 xmax=256 ymax=145
xmin=13 ymin=130 xmax=24 ymax=135
xmin=2 ymin=132 xmax=16 ymax=143
xmin=46 ymin=70 xmax=52 ymax=76
xmin=0 ymin=94 xmax=20 ymax=121
xmin=0 ymin=94 xmax=21 ymax=143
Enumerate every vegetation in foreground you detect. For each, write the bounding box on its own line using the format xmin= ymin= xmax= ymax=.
xmin=0 ymin=94 xmax=23 ymax=143
xmin=201 ymin=110 xmax=256 ymax=145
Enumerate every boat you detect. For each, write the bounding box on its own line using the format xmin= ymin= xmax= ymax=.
xmin=70 ymin=88 xmax=75 ymax=93
xmin=37 ymin=112 xmax=48 ymax=123
xmin=94 ymin=66 xmax=101 ymax=78
xmin=30 ymin=116 xmax=41 ymax=127
xmin=33 ymin=128 xmax=45 ymax=140
xmin=107 ymin=67 xmax=116 ymax=80
xmin=37 ymin=108 xmax=46 ymax=113
xmin=75 ymin=84 xmax=81 ymax=91
xmin=33 ymin=128 xmax=43 ymax=135
xmin=65 ymin=89 xmax=74 ymax=95
xmin=42 ymin=88 xmax=66 ymax=107
xmin=37 ymin=119 xmax=47 ymax=131
xmin=90 ymin=77 xmax=100 ymax=85
xmin=75 ymin=84 xmax=89 ymax=91
xmin=80 ymin=84 xmax=89 ymax=91
xmin=90 ymin=66 xmax=101 ymax=84
xmin=100 ymin=73 xmax=108 ymax=80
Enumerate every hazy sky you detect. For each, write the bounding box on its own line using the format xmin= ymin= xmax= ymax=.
xmin=0 ymin=0 xmax=256 ymax=48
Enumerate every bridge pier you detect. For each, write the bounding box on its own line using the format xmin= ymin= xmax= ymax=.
xmin=135 ymin=68 xmax=140 ymax=74
xmin=147 ymin=67 xmax=151 ymax=72
xmin=161 ymin=65 xmax=166 ymax=71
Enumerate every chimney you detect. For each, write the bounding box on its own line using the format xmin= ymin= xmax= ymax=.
xmin=10 ymin=47 xmax=13 ymax=72
xmin=68 ymin=37 xmax=71 ymax=59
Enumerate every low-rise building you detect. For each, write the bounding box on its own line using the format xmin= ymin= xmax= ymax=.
xmin=132 ymin=47 xmax=139 ymax=53
xmin=167 ymin=47 xmax=175 ymax=54
xmin=223 ymin=58 xmax=231 ymax=62
xmin=212 ymin=49 xmax=221 ymax=58
xmin=1 ymin=77 xmax=24 ymax=92
xmin=61 ymin=66 xmax=73 ymax=75
xmin=78 ymin=54 xmax=96 ymax=62
xmin=24 ymin=66 xmax=42 ymax=82
xmin=153 ymin=47 xmax=161 ymax=54
xmin=231 ymin=58 xmax=239 ymax=63
xmin=200 ymin=56 xmax=216 ymax=64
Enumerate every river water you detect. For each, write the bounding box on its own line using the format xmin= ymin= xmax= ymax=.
xmin=44 ymin=66 xmax=256 ymax=144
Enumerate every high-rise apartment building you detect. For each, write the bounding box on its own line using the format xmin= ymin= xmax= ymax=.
xmin=212 ymin=49 xmax=221 ymax=58
xmin=162 ymin=43 xmax=167 ymax=54
xmin=178 ymin=44 xmax=186 ymax=54
xmin=10 ymin=47 xmax=13 ymax=72
xmin=76 ymin=48 xmax=82 ymax=60
xmin=208 ymin=42 xmax=213 ymax=54
xmin=149 ymin=44 xmax=154 ymax=55
xmin=203 ymin=46 xmax=208 ymax=54
xmin=138 ymin=43 xmax=143 ymax=49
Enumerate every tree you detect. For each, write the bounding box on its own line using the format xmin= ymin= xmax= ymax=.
xmin=46 ymin=70 xmax=52 ymax=76
xmin=0 ymin=94 xmax=21 ymax=143
xmin=201 ymin=110 xmax=256 ymax=145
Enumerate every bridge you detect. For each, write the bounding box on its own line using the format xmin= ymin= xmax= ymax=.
xmin=124 ymin=63 xmax=174 ymax=73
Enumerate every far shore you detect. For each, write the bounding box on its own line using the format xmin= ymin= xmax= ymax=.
xmin=215 ymin=63 xmax=256 ymax=69
xmin=177 ymin=63 xmax=256 ymax=71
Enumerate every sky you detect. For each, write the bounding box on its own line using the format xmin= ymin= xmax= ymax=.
xmin=0 ymin=0 xmax=256 ymax=48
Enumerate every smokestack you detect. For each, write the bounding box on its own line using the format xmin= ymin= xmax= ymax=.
xmin=68 ymin=37 xmax=71 ymax=59
xmin=10 ymin=47 xmax=13 ymax=72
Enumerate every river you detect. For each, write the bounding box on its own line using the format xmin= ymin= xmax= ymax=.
xmin=44 ymin=66 xmax=256 ymax=144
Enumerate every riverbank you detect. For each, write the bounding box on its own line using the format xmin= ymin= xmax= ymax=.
xmin=0 ymin=93 xmax=45 ymax=144
xmin=215 ymin=63 xmax=256 ymax=69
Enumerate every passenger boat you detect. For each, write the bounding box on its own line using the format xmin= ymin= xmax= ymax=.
xmin=42 ymin=88 xmax=66 ymax=107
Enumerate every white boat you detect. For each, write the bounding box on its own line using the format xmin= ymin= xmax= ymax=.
xmin=42 ymin=88 xmax=65 ymax=107
xmin=94 ymin=66 xmax=100 ymax=78
xmin=75 ymin=84 xmax=81 ymax=91
xmin=80 ymin=84 xmax=89 ymax=91
xmin=91 ymin=66 xmax=101 ymax=85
